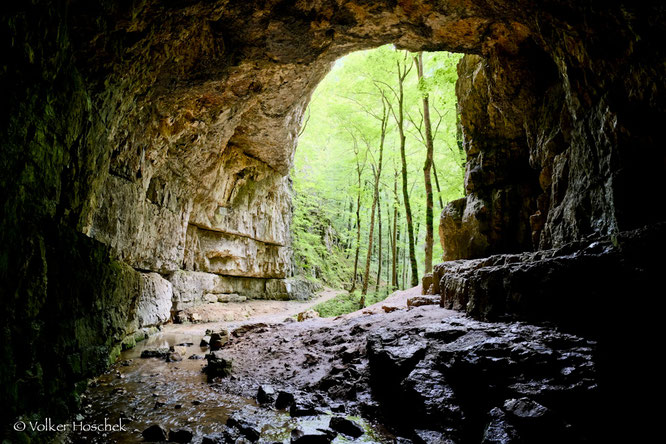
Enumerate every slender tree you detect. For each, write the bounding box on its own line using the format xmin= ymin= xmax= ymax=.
xmin=391 ymin=168 xmax=399 ymax=290
xmin=432 ymin=161 xmax=445 ymax=210
xmin=375 ymin=188 xmax=382 ymax=293
xmin=415 ymin=52 xmax=435 ymax=275
xmin=349 ymin=133 xmax=366 ymax=293
xmin=361 ymin=97 xmax=388 ymax=300
xmin=390 ymin=53 xmax=419 ymax=287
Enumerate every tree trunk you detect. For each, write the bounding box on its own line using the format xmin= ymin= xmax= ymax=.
xmin=376 ymin=190 xmax=382 ymax=293
xmin=361 ymin=100 xmax=388 ymax=303
xmin=345 ymin=198 xmax=354 ymax=253
xmin=395 ymin=56 xmax=419 ymax=287
xmin=416 ymin=52 xmax=435 ymax=275
xmin=432 ymin=160 xmax=444 ymax=210
xmin=391 ymin=171 xmax=399 ymax=290
xmin=401 ymin=222 xmax=407 ymax=289
xmin=350 ymin=141 xmax=363 ymax=293
xmin=385 ymin=200 xmax=391 ymax=294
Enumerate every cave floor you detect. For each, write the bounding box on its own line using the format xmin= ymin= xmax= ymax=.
xmin=71 ymin=287 xmax=600 ymax=443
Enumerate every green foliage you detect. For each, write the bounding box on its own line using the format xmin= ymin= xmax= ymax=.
xmin=312 ymin=290 xmax=391 ymax=318
xmin=292 ymin=45 xmax=465 ymax=290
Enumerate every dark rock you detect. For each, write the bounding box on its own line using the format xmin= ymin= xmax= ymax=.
xmin=329 ymin=416 xmax=364 ymax=438
xmin=142 ymin=424 xmax=167 ymax=441
xmin=407 ymin=295 xmax=441 ymax=307
xmin=289 ymin=401 xmax=319 ymax=417
xmin=291 ymin=430 xmax=334 ymax=444
xmin=275 ymin=391 xmax=295 ymax=410
xmin=340 ymin=347 xmax=361 ymax=364
xmin=205 ymin=351 xmax=232 ymax=380
xmin=209 ymin=330 xmax=230 ymax=350
xmin=232 ymin=323 xmax=268 ymax=338
xmin=257 ymin=384 xmax=276 ymax=405
xmin=201 ymin=434 xmax=224 ymax=444
xmin=141 ymin=347 xmax=170 ymax=359
xmin=169 ymin=428 xmax=194 ymax=443
xmin=413 ymin=429 xmax=456 ymax=444
xmin=166 ymin=352 xmax=183 ymax=362
xmin=482 ymin=407 xmax=518 ymax=444
xmin=188 ymin=354 xmax=204 ymax=360
xmin=200 ymin=336 xmax=211 ymax=346
xmin=503 ymin=397 xmax=550 ymax=421
xmin=227 ymin=415 xmax=260 ymax=442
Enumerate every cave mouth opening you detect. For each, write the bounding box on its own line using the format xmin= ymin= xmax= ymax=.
xmin=290 ymin=45 xmax=466 ymax=314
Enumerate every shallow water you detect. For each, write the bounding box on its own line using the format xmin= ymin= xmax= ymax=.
xmin=75 ymin=328 xmax=391 ymax=443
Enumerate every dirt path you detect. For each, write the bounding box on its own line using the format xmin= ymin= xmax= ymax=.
xmin=167 ymin=287 xmax=346 ymax=335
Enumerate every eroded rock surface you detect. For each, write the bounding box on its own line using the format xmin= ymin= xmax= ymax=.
xmin=80 ymin=301 xmax=603 ymax=443
xmin=432 ymin=222 xmax=665 ymax=331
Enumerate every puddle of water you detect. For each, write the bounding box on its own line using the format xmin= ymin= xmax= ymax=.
xmin=75 ymin=330 xmax=392 ymax=443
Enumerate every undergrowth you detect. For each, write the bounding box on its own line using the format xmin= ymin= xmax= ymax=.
xmin=312 ymin=290 xmax=391 ymax=318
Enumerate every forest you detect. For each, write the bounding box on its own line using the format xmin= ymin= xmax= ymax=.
xmin=291 ymin=45 xmax=465 ymax=311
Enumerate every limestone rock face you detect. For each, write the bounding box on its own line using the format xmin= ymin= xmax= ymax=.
xmin=440 ymin=3 xmax=666 ymax=259
xmin=169 ymin=270 xmax=267 ymax=311
xmin=136 ymin=273 xmax=173 ymax=328
xmin=183 ymin=225 xmax=291 ymax=278
xmin=265 ymin=277 xmax=323 ymax=301
xmin=433 ymin=222 xmax=665 ymax=330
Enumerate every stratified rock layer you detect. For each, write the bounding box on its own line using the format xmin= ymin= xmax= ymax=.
xmin=432 ymin=222 xmax=664 ymax=332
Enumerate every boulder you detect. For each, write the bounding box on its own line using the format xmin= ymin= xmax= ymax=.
xmin=140 ymin=347 xmax=170 ymax=359
xmin=205 ymin=351 xmax=232 ymax=380
xmin=407 ymin=295 xmax=441 ymax=307
xmin=142 ymin=424 xmax=167 ymax=441
xmin=209 ymin=330 xmax=230 ymax=350
xmin=227 ymin=415 xmax=261 ymax=442
xmin=275 ymin=391 xmax=296 ymax=410
xmin=297 ymin=309 xmax=320 ymax=322
xmin=328 ymin=417 xmax=364 ymax=438
xmin=168 ymin=428 xmax=194 ymax=443
xmin=290 ymin=429 xmax=335 ymax=443
xmin=257 ymin=385 xmax=276 ymax=405
xmin=289 ymin=401 xmax=320 ymax=417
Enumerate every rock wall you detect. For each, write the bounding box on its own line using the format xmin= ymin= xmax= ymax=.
xmin=441 ymin=2 xmax=666 ymax=259
xmin=2 ymin=0 xmax=665 ymax=430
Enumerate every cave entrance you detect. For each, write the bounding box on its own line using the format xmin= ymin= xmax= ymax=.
xmin=290 ymin=45 xmax=465 ymax=315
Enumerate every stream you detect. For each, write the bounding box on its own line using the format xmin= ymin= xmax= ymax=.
xmin=71 ymin=295 xmax=394 ymax=443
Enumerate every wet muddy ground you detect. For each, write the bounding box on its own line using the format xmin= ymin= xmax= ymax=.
xmin=69 ymin=286 xmax=601 ymax=443
xmin=70 ymin=288 xmax=406 ymax=443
